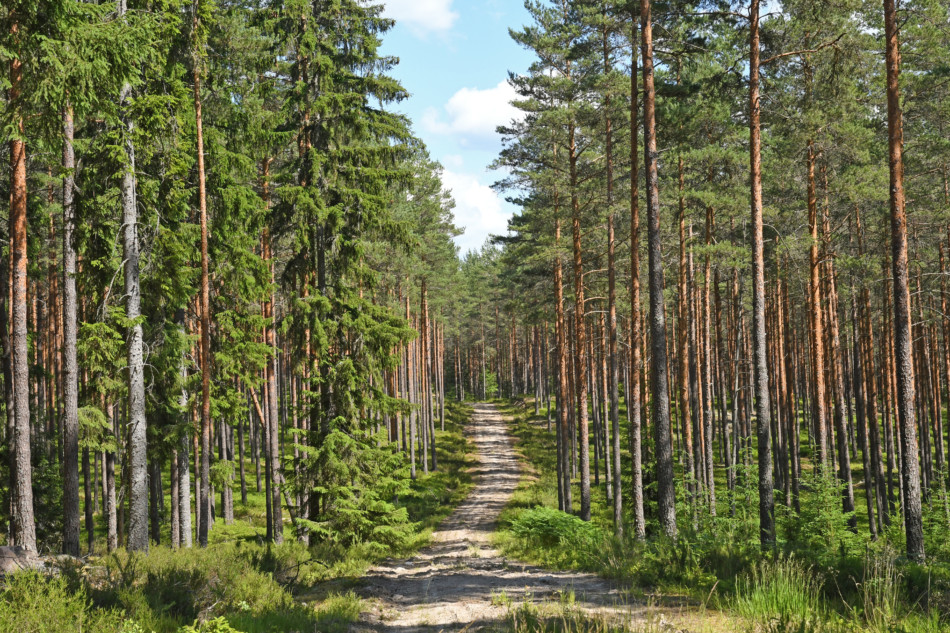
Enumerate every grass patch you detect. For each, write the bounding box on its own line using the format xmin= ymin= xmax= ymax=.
xmin=1 ymin=401 xmax=476 ymax=632
xmin=491 ymin=397 xmax=950 ymax=633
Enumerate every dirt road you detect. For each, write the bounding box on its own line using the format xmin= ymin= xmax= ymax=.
xmin=356 ymin=403 xmax=636 ymax=632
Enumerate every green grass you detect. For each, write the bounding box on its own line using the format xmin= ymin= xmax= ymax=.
xmin=2 ymin=400 xmax=477 ymax=633
xmin=490 ymin=396 xmax=950 ymax=633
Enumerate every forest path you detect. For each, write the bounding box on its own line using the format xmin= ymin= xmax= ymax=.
xmin=353 ymin=402 xmax=692 ymax=633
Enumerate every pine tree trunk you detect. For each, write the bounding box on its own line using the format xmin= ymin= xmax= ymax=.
xmin=883 ymin=0 xmax=925 ymax=561
xmin=83 ymin=447 xmax=93 ymax=552
xmin=177 ymin=333 xmax=193 ymax=547
xmin=554 ymin=217 xmax=572 ymax=513
xmin=677 ymin=158 xmax=694 ymax=503
xmin=62 ymin=104 xmax=81 ymax=556
xmin=106 ymin=401 xmax=118 ymax=551
xmin=852 ymin=296 xmax=877 ymax=537
xmin=806 ymin=134 xmax=830 ymax=470
xmin=192 ymin=0 xmax=214 ymax=547
xmin=749 ymin=0 xmax=775 ymax=547
xmin=565 ymin=103 xmax=591 ymax=520
xmin=703 ymin=204 xmax=716 ymax=515
xmin=822 ymin=201 xmax=855 ymax=527
xmin=118 ymin=0 xmax=148 ymax=550
xmin=641 ymin=0 xmax=676 ymax=539
xmin=7 ymin=19 xmax=36 ymax=551
xmin=171 ymin=449 xmax=180 ymax=547
xmin=628 ymin=18 xmax=646 ymax=539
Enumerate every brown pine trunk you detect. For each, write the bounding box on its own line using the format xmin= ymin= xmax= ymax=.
xmin=193 ymin=2 xmax=214 ymax=546
xmin=7 ymin=19 xmax=36 ymax=552
xmin=807 ymin=138 xmax=829 ymax=469
xmin=858 ymin=209 xmax=888 ymax=527
xmin=407 ymin=295 xmax=417 ymax=479
xmin=628 ymin=17 xmax=646 ymax=538
xmin=260 ymin=159 xmax=282 ymax=542
xmin=883 ymin=0 xmax=924 ymax=561
xmin=555 ymin=199 xmax=572 ymax=512
xmin=749 ymin=0 xmax=775 ymax=547
xmin=677 ymin=158 xmax=694 ymax=500
xmin=599 ymin=17 xmax=622 ymax=534
xmin=569 ymin=118 xmax=591 ymax=521
xmin=703 ymin=204 xmax=716 ymax=515
xmin=821 ymin=192 xmax=855 ymax=527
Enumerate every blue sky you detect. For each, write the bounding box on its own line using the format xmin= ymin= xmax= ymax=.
xmin=380 ymin=0 xmax=535 ymax=254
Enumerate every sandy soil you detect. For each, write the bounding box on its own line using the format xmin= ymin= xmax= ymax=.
xmin=354 ymin=403 xmax=718 ymax=633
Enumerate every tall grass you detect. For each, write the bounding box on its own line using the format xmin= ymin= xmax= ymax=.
xmin=859 ymin=546 xmax=900 ymax=632
xmin=732 ymin=555 xmax=829 ymax=633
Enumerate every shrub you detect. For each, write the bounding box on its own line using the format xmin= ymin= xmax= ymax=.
xmin=510 ymin=506 xmax=600 ymax=550
xmin=179 ymin=616 xmax=243 ymax=632
xmin=0 ymin=571 xmax=124 ymax=633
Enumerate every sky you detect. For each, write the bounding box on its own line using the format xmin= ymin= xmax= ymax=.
xmin=379 ymin=0 xmax=535 ymax=255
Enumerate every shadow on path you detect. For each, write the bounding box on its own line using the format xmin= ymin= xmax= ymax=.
xmin=354 ymin=403 xmax=648 ymax=632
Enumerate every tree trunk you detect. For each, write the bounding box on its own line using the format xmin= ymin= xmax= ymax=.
xmin=7 ymin=19 xmax=36 ymax=551
xmin=628 ymin=16 xmax=646 ymax=540
xmin=83 ymin=448 xmax=93 ymax=552
xmin=641 ymin=0 xmax=676 ymax=540
xmin=118 ymin=0 xmax=149 ymax=551
xmin=749 ymin=0 xmax=775 ymax=547
xmin=62 ymin=104 xmax=81 ymax=556
xmin=193 ymin=0 xmax=214 ymax=547
xmin=807 ymin=137 xmax=830 ymax=469
xmin=106 ymin=401 xmax=118 ymax=551
xmin=883 ymin=0 xmax=924 ymax=562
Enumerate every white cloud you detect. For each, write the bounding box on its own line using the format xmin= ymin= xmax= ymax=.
xmin=422 ymin=81 xmax=520 ymax=143
xmin=442 ymin=153 xmax=465 ymax=169
xmin=441 ymin=169 xmax=511 ymax=253
xmin=383 ymin=0 xmax=458 ymax=37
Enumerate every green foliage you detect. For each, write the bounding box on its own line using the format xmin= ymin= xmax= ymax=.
xmin=178 ymin=616 xmax=242 ymax=633
xmin=78 ymin=406 xmax=116 ymax=453
xmin=92 ymin=544 xmax=301 ymax=629
xmin=0 ymin=571 xmax=124 ymax=633
xmin=733 ymin=556 xmax=826 ymax=633
xmin=779 ymin=472 xmax=864 ymax=569
xmin=28 ymin=447 xmax=66 ymax=550
xmin=510 ymin=506 xmax=600 ymax=549
xmin=296 ymin=426 xmax=414 ymax=553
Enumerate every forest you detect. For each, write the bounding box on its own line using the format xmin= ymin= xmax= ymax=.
xmin=1 ymin=0 xmax=950 ymax=631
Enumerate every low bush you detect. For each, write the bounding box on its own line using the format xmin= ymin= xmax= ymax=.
xmin=0 ymin=571 xmax=125 ymax=633
xmin=510 ymin=506 xmax=600 ymax=549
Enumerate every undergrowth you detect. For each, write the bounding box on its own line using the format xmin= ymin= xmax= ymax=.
xmin=493 ymin=398 xmax=950 ymax=633
xmin=0 ymin=401 xmax=476 ymax=632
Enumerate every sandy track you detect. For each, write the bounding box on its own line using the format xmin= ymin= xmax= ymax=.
xmin=354 ymin=403 xmax=648 ymax=633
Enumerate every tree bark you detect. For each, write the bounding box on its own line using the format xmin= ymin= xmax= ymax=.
xmin=628 ymin=16 xmax=646 ymax=540
xmin=883 ymin=0 xmax=924 ymax=561
xmin=569 ymin=120 xmax=591 ymax=521
xmin=748 ymin=0 xmax=775 ymax=547
xmin=7 ymin=18 xmax=36 ymax=552
xmin=62 ymin=104 xmax=80 ymax=556
xmin=641 ymin=0 xmax=676 ymax=540
xmin=117 ymin=0 xmax=149 ymax=551
xmin=193 ymin=0 xmax=214 ymax=547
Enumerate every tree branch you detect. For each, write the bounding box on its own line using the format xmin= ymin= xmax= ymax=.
xmin=761 ymin=33 xmax=845 ymax=66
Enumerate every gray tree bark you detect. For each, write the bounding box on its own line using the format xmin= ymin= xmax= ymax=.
xmin=748 ymin=0 xmax=775 ymax=548
xmin=641 ymin=0 xmax=676 ymax=540
xmin=62 ymin=104 xmax=81 ymax=556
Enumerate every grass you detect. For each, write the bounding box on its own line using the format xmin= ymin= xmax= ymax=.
xmin=0 ymin=400 xmax=477 ymax=633
xmin=491 ymin=396 xmax=950 ymax=633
